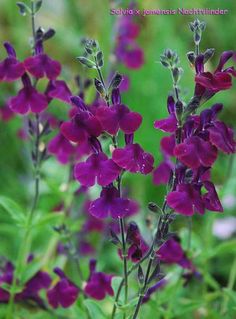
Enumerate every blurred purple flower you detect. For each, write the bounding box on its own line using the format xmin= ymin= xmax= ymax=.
xmin=74 ymin=152 xmax=121 ymax=187
xmin=112 ymin=143 xmax=154 ymax=174
xmin=0 ymin=42 xmax=25 ymax=82
xmin=24 ymin=41 xmax=61 ymax=80
xmin=89 ymin=186 xmax=139 ymax=219
xmin=84 ymin=259 xmax=114 ymax=300
xmin=8 ymin=73 xmax=48 ymax=114
xmin=48 ymin=133 xmax=75 ymax=164
xmin=174 ymin=136 xmax=217 ymax=169
xmin=153 ymin=161 xmax=173 ymax=185
xmin=61 ymin=111 xmax=102 ymax=143
xmin=96 ymin=104 xmax=142 ymax=135
xmin=46 ymin=80 xmax=72 ymax=104
xmin=47 ymin=268 xmax=79 ymax=308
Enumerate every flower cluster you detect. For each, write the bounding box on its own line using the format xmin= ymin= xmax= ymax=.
xmin=60 ymin=84 xmax=154 ymax=219
xmin=154 ymin=49 xmax=235 ymax=216
xmin=114 ymin=3 xmax=144 ymax=70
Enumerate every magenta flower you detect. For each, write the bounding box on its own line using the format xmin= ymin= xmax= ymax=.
xmin=160 ymin=135 xmax=175 ymax=156
xmin=0 ymin=104 xmax=14 ymax=122
xmin=112 ymin=143 xmax=154 ymax=175
xmin=174 ymin=136 xmax=217 ymax=169
xmin=166 ymin=184 xmax=205 ymax=216
xmin=0 ymin=42 xmax=25 ymax=82
xmin=195 ymin=51 xmax=236 ymax=98
xmin=96 ymin=104 xmax=142 ymax=135
xmin=122 ymin=45 xmax=144 ymax=69
xmin=124 ymin=222 xmax=149 ymax=263
xmin=61 ymin=111 xmax=102 ymax=143
xmin=153 ymin=161 xmax=173 ymax=185
xmin=46 ymin=80 xmax=72 ymax=104
xmin=157 ymin=238 xmax=194 ymax=270
xmin=47 ymin=268 xmax=79 ymax=308
xmin=8 ymin=74 xmax=48 ymax=114
xmin=202 ymin=181 xmax=223 ymax=212
xmin=24 ymin=42 xmax=61 ymax=80
xmin=208 ymin=122 xmax=235 ymax=154
xmin=154 ymin=96 xmax=177 ymax=133
xmin=84 ymin=259 xmax=114 ymax=300
xmin=89 ymin=186 xmax=139 ymax=219
xmin=74 ymin=152 xmax=121 ymax=187
xmin=48 ymin=133 xmax=75 ymax=164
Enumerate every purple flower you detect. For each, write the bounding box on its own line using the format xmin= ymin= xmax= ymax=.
xmin=89 ymin=186 xmax=139 ymax=219
xmin=195 ymin=51 xmax=236 ymax=99
xmin=61 ymin=111 xmax=102 ymax=143
xmin=0 ymin=42 xmax=25 ymax=82
xmin=157 ymin=238 xmax=195 ymax=271
xmin=122 ymin=45 xmax=144 ymax=69
xmin=96 ymin=104 xmax=142 ymax=135
xmin=47 ymin=268 xmax=79 ymax=308
xmin=24 ymin=42 xmax=61 ymax=80
xmin=142 ymin=279 xmax=166 ymax=304
xmin=48 ymin=133 xmax=75 ymax=164
xmin=0 ymin=104 xmax=14 ymax=121
xmin=8 ymin=73 xmax=48 ymax=114
xmin=84 ymin=259 xmax=114 ymax=300
xmin=46 ymin=80 xmax=72 ymax=104
xmin=74 ymin=152 xmax=121 ymax=187
xmin=112 ymin=143 xmax=154 ymax=174
xmin=160 ymin=135 xmax=175 ymax=156
xmin=174 ymin=136 xmax=217 ymax=169
xmin=122 ymin=222 xmax=149 ymax=263
xmin=166 ymin=184 xmax=205 ymax=216
xmin=153 ymin=161 xmax=173 ymax=185
xmin=154 ymin=96 xmax=177 ymax=132
xmin=202 ymin=181 xmax=223 ymax=212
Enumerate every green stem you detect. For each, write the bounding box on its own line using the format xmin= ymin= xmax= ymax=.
xmin=221 ymin=256 xmax=236 ymax=314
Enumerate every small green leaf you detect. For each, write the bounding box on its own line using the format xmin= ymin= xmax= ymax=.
xmin=20 ymin=259 xmax=43 ymax=284
xmin=76 ymin=57 xmax=96 ymax=68
xmin=0 ymin=196 xmax=26 ymax=226
xmin=32 ymin=212 xmax=64 ymax=228
xmin=16 ymin=2 xmax=31 ymax=15
xmin=96 ymin=51 xmax=104 ymax=68
xmin=84 ymin=299 xmax=106 ymax=319
xmin=35 ymin=0 xmax=43 ymax=13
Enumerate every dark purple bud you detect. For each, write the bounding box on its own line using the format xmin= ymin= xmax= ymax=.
xmin=215 ymin=51 xmax=234 ymax=72
xmin=109 ymin=229 xmax=121 ymax=246
xmin=211 ymin=103 xmax=223 ymax=118
xmin=125 ymin=133 xmax=134 ymax=145
xmin=43 ymin=28 xmax=56 ymax=41
xmin=21 ymin=73 xmax=32 ymax=88
xmin=200 ymin=109 xmax=213 ymax=128
xmin=111 ymin=88 xmax=121 ymax=105
xmin=138 ymin=265 xmax=144 ymax=285
xmin=186 ymin=51 xmax=195 ymax=64
xmin=4 ymin=42 xmax=16 ymax=58
xmin=70 ymin=96 xmax=88 ymax=111
xmin=35 ymin=40 xmax=44 ymax=55
xmin=89 ymin=136 xmax=102 ymax=153
xmin=54 ymin=267 xmax=65 ymax=279
xmin=175 ymin=100 xmax=183 ymax=120
xmin=167 ymin=95 xmax=175 ymax=114
xmin=195 ymin=54 xmax=204 ymax=74
xmin=203 ymin=48 xmax=215 ymax=63
xmin=89 ymin=259 xmax=97 ymax=274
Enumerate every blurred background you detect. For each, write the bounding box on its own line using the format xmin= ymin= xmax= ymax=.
xmin=0 ymin=0 xmax=235 ymax=317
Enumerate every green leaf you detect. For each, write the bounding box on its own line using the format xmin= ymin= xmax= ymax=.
xmin=32 ymin=212 xmax=64 ymax=228
xmin=20 ymin=259 xmax=43 ymax=284
xmin=16 ymin=2 xmax=31 ymax=15
xmin=35 ymin=0 xmax=43 ymax=12
xmin=0 ymin=196 xmax=26 ymax=227
xmin=210 ymin=240 xmax=236 ymax=258
xmin=84 ymin=299 xmax=106 ymax=319
xmin=76 ymin=57 xmax=96 ymax=69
